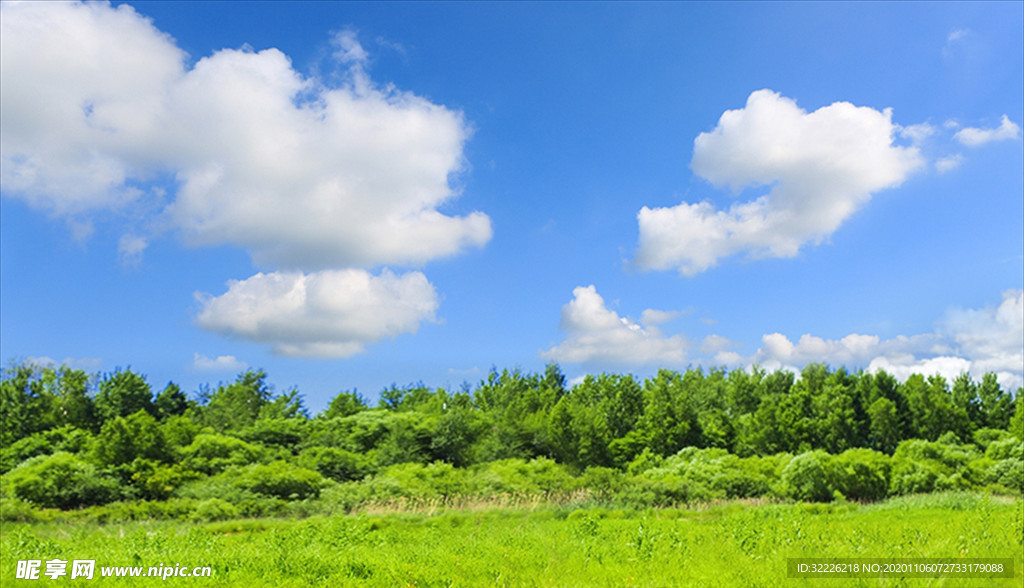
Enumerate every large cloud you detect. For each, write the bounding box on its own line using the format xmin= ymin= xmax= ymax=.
xmin=1 ymin=1 xmax=489 ymax=357
xmin=541 ymin=285 xmax=688 ymax=366
xmin=0 ymin=1 xmax=185 ymax=213
xmin=195 ymin=269 xmax=439 ymax=358
xmin=1 ymin=1 xmax=490 ymax=269
xmin=634 ymin=90 xmax=924 ymax=275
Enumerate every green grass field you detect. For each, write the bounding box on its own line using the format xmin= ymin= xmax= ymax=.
xmin=2 ymin=493 xmax=1021 ymax=587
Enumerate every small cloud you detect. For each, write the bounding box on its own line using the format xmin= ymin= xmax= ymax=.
xmin=331 ymin=29 xmax=368 ymax=65
xmin=700 ymin=334 xmax=739 ymax=355
xmin=943 ymin=28 xmax=971 ymax=58
xmin=374 ymin=36 xmax=407 ymax=57
xmin=935 ymin=154 xmax=964 ymax=174
xmin=118 ymin=234 xmax=148 ymax=266
xmin=899 ymin=122 xmax=935 ymax=145
xmin=954 ymin=115 xmax=1021 ymax=147
xmin=640 ymin=309 xmax=682 ymax=326
xmin=947 ymin=29 xmax=970 ymax=44
xmin=192 ymin=353 xmax=248 ymax=372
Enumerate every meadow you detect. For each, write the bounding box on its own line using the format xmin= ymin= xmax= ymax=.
xmin=2 ymin=492 xmax=1021 ymax=587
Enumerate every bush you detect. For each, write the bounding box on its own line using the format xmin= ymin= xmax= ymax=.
xmin=781 ymin=451 xmax=837 ymax=502
xmin=297 ymin=446 xmax=371 ymax=482
xmin=890 ymin=439 xmax=981 ymax=495
xmin=180 ymin=433 xmax=266 ymax=474
xmin=0 ymin=426 xmax=94 ymax=474
xmin=5 ymin=452 xmax=118 ymax=509
xmin=233 ymin=461 xmax=325 ymax=500
xmin=834 ymin=449 xmax=891 ymax=502
xmin=191 ymin=498 xmax=239 ymax=522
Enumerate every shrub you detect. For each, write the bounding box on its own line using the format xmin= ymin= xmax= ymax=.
xmin=297 ymin=446 xmax=371 ymax=482
xmin=5 ymin=452 xmax=118 ymax=509
xmin=781 ymin=451 xmax=837 ymax=502
xmin=180 ymin=433 xmax=265 ymax=474
xmin=0 ymin=426 xmax=94 ymax=474
xmin=233 ymin=461 xmax=325 ymax=500
xmin=191 ymin=498 xmax=239 ymax=522
xmin=834 ymin=448 xmax=891 ymax=502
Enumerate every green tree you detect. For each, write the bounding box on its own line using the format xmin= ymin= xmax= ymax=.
xmin=196 ymin=370 xmax=271 ymax=433
xmin=94 ymin=368 xmax=155 ymax=423
xmin=867 ymin=397 xmax=900 ymax=454
xmin=320 ymin=390 xmax=368 ymax=419
xmin=978 ymin=373 xmax=1013 ymax=429
xmin=0 ymin=361 xmax=49 ymax=444
xmin=154 ymin=382 xmax=190 ymax=420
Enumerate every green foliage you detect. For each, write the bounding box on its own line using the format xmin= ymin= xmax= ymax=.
xmin=2 ymin=361 xmax=1020 ymax=518
xmin=232 ymin=461 xmax=325 ymax=500
xmin=781 ymin=451 xmax=838 ymax=502
xmin=180 ymin=433 xmax=266 ymax=474
xmin=94 ymin=368 xmax=155 ymax=422
xmin=297 ymin=446 xmax=370 ymax=482
xmin=5 ymin=452 xmax=118 ymax=509
xmin=195 ymin=370 xmax=272 ymax=433
xmin=190 ymin=498 xmax=239 ymax=522
xmin=93 ymin=410 xmax=169 ymax=466
xmin=320 ymin=390 xmax=367 ymax=419
xmin=154 ymin=382 xmax=190 ymax=420
xmin=0 ymin=425 xmax=93 ymax=474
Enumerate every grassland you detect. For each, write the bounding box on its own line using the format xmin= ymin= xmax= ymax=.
xmin=2 ymin=492 xmax=1021 ymax=587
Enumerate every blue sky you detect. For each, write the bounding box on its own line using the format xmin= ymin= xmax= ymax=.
xmin=2 ymin=1 xmax=1022 ymax=412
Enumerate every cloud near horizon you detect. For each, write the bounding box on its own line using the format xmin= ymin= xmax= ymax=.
xmin=713 ymin=290 xmax=1024 ymax=390
xmin=541 ymin=285 xmax=689 ymax=366
xmin=633 ymin=89 xmax=925 ymax=276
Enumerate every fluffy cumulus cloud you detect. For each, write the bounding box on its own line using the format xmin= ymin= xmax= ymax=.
xmin=1 ymin=1 xmax=490 ymax=269
xmin=954 ymin=115 xmax=1021 ymax=147
xmin=634 ymin=90 xmax=924 ymax=275
xmin=714 ymin=290 xmax=1024 ymax=390
xmin=541 ymin=286 xmax=688 ymax=366
xmin=195 ymin=269 xmax=439 ymax=358
xmin=1 ymin=1 xmax=488 ymax=356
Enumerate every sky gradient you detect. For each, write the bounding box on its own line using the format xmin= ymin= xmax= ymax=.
xmin=2 ymin=1 xmax=1022 ymax=411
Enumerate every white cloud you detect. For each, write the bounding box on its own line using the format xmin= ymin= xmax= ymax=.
xmin=713 ymin=290 xmax=1023 ymax=390
xmin=954 ymin=115 xmax=1021 ymax=147
xmin=192 ymin=353 xmax=248 ymax=372
xmin=947 ymin=29 xmax=970 ymax=44
xmin=117 ymin=234 xmax=148 ymax=266
xmin=195 ymin=269 xmax=439 ymax=358
xmin=935 ymin=154 xmax=964 ymax=173
xmin=633 ymin=89 xmax=924 ymax=275
xmin=541 ymin=285 xmax=688 ymax=365
xmin=941 ymin=290 xmax=1024 ymax=379
xmin=0 ymin=1 xmax=184 ymax=214
xmin=1 ymin=1 xmax=491 ymax=270
xmin=332 ymin=29 xmax=369 ymax=65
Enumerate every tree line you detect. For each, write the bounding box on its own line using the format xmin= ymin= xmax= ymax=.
xmin=1 ymin=360 xmax=1021 ymax=515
